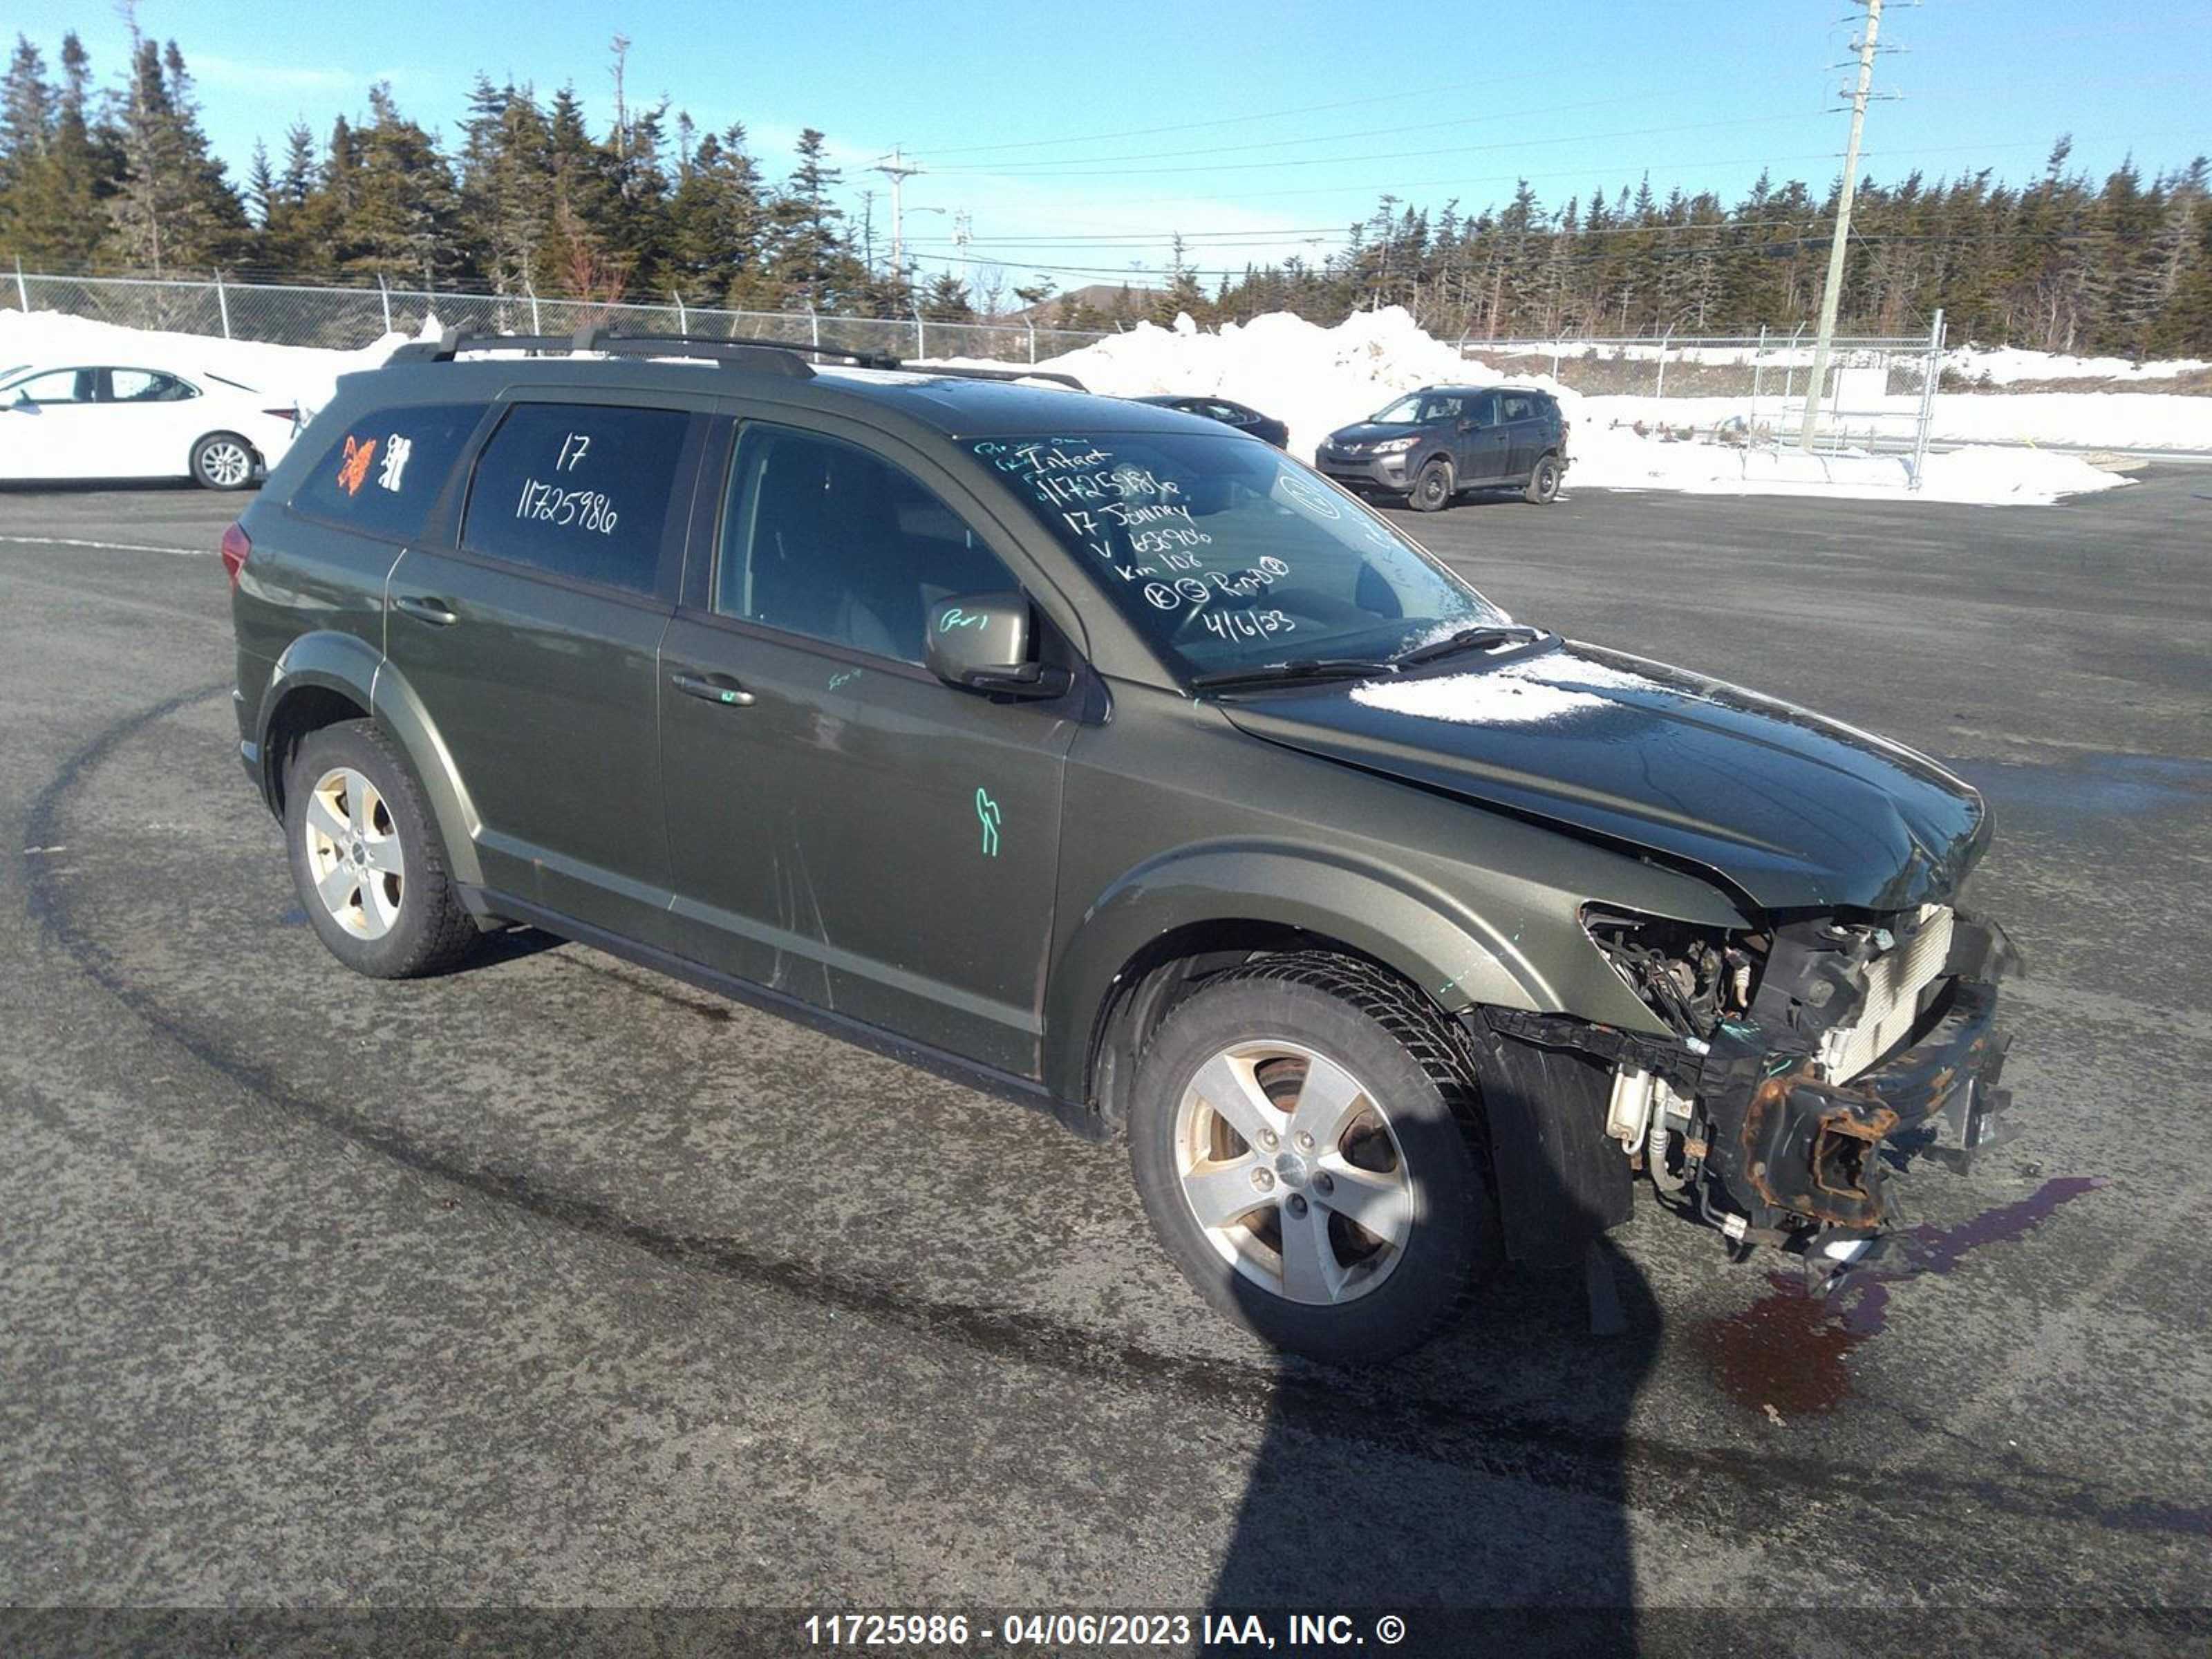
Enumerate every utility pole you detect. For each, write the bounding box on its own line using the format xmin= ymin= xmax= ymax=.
xmin=872 ymin=147 xmax=924 ymax=285
xmin=953 ymin=209 xmax=973 ymax=294
xmin=1800 ymin=0 xmax=1884 ymax=450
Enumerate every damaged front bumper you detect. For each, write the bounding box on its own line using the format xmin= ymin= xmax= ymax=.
xmin=1701 ymin=971 xmax=2014 ymax=1235
xmin=1696 ymin=909 xmax=2018 ymax=1242
xmin=1479 ymin=910 xmax=2018 ymax=1259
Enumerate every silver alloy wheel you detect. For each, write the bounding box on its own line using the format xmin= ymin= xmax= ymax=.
xmin=199 ymin=439 xmax=252 ymax=487
xmin=303 ymin=766 xmax=404 ymax=939
xmin=1173 ymin=1039 xmax=1414 ymax=1306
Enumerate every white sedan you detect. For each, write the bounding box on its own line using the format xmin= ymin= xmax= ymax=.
xmin=0 ymin=362 xmax=303 ymax=489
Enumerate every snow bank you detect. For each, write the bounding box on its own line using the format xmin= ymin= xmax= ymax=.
xmin=0 ymin=307 xmax=415 ymax=417
xmin=1568 ymin=422 xmax=2128 ymax=505
xmin=1461 ymin=335 xmax=2209 ymax=385
xmin=1028 ymin=308 xmax=2135 ymax=503
xmin=1568 ymin=390 xmax=2212 ymax=454
xmin=4 ymin=303 xmax=2153 ymax=504
xmin=1944 ymin=344 xmax=2209 ymax=385
xmin=1033 ymin=308 xmax=1491 ymax=460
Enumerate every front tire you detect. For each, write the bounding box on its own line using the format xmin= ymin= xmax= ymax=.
xmin=1408 ymin=457 xmax=1454 ymax=512
xmin=1523 ymin=452 xmax=1563 ymax=505
xmin=1129 ymin=955 xmax=1500 ymax=1363
xmin=191 ymin=431 xmax=257 ymax=491
xmin=285 ymin=720 xmax=478 ymax=979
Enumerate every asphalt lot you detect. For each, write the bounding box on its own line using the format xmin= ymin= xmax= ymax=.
xmin=2 ymin=471 xmax=2209 ymax=1653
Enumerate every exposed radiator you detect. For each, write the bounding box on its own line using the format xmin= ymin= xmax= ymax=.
xmin=1818 ymin=904 xmax=1955 ymax=1082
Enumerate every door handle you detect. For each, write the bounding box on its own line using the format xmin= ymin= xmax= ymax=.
xmin=670 ymin=669 xmax=756 ymax=708
xmin=394 ymin=594 xmax=459 ymax=626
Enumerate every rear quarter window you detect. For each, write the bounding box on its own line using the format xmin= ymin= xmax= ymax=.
xmin=292 ymin=402 xmax=487 ymax=542
xmin=460 ymin=402 xmax=691 ymax=594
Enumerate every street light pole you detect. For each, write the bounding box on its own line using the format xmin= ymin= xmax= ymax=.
xmin=1800 ymin=0 xmax=1884 ymax=451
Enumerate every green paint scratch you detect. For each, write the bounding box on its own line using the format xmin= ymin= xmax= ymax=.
xmin=975 ymin=787 xmax=1002 ymax=857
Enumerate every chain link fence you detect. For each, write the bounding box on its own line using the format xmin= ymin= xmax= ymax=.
xmin=1458 ymin=318 xmax=1948 ymax=478
xmin=7 ymin=270 xmax=1113 ymax=366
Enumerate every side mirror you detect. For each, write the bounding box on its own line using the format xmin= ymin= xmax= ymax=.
xmin=924 ymin=592 xmax=1071 ymax=700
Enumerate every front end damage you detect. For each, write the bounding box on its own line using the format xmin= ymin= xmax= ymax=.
xmin=1475 ymin=903 xmax=2018 ymax=1266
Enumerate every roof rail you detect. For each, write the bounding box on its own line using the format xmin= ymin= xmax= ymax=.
xmin=384 ymin=325 xmax=1085 ymax=390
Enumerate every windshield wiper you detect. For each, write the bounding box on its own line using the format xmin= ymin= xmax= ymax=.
xmin=1188 ymin=657 xmax=1394 ymax=693
xmin=1389 ymin=622 xmax=1546 ymax=669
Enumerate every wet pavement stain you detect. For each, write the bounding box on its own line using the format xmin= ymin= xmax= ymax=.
xmin=1944 ymin=753 xmax=2212 ymax=820
xmin=1698 ymin=1175 xmax=2110 ymax=1419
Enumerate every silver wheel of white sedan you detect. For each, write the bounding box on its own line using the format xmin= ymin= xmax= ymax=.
xmin=302 ymin=766 xmax=404 ymax=940
xmin=193 ymin=434 xmax=254 ymax=489
xmin=1173 ymin=1039 xmax=1414 ymax=1306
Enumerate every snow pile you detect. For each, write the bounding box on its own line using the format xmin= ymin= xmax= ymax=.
xmin=0 ymin=307 xmax=415 ymax=418
xmin=1565 ymin=389 xmax=2212 ymax=454
xmin=1567 ymin=422 xmax=2128 ymax=505
xmin=2 ymin=303 xmax=2153 ymax=503
xmin=1031 ymin=308 xmax=2134 ymax=503
xmin=1034 ymin=308 xmax=1506 ymax=459
xmin=1944 ymin=344 xmax=2209 ymax=385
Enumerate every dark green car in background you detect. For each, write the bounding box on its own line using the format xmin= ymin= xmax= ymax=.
xmin=223 ymin=330 xmax=2016 ymax=1362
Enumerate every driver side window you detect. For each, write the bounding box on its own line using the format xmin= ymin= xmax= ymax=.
xmin=716 ymin=424 xmax=1018 ymax=665
xmin=12 ymin=369 xmax=94 ymax=404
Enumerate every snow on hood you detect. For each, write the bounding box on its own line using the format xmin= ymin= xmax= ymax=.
xmin=1351 ymin=648 xmax=1663 ymax=726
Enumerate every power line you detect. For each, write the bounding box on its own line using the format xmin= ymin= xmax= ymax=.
xmin=930 ymin=94 xmax=1696 ymax=176
xmin=930 ymin=111 xmax=1824 ymax=182
xmin=912 ymin=74 xmax=1515 ymax=158
xmin=1084 ymin=128 xmax=2203 ymax=209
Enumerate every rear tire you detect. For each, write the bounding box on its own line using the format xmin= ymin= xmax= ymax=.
xmin=191 ymin=431 xmax=257 ymax=491
xmin=1522 ymin=452 xmax=1563 ymax=505
xmin=1408 ymin=458 xmax=1454 ymax=512
xmin=1128 ymin=955 xmax=1501 ymax=1363
xmin=285 ymin=720 xmax=479 ymax=979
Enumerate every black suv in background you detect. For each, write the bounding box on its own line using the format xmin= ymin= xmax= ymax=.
xmin=1132 ymin=394 xmax=1289 ymax=448
xmin=225 ymin=330 xmax=2013 ymax=1363
xmin=1319 ymin=385 xmax=1568 ymax=509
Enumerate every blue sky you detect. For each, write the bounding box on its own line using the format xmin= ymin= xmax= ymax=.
xmin=36 ymin=0 xmax=2212 ymax=290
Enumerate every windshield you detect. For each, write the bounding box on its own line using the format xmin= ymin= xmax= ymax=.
xmin=1369 ymin=393 xmax=1427 ymax=424
xmin=973 ymin=432 xmax=1509 ymax=681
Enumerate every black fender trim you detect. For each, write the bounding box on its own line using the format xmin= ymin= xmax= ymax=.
xmin=1461 ymin=1012 xmax=1635 ymax=1266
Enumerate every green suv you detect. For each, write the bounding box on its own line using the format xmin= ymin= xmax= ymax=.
xmin=225 ymin=330 xmax=2016 ymax=1362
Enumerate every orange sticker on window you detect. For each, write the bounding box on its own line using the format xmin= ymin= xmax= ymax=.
xmin=337 ymin=434 xmax=378 ymax=496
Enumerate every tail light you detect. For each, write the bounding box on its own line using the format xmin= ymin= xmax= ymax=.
xmin=220 ymin=521 xmax=252 ymax=588
xmin=262 ymin=406 xmax=300 ymax=424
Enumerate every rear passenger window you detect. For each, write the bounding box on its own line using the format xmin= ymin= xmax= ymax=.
xmin=462 ymin=402 xmax=689 ymax=594
xmin=1499 ymin=394 xmax=1535 ymax=422
xmin=294 ymin=402 xmax=485 ymax=543
xmin=715 ymin=424 xmax=1018 ymax=664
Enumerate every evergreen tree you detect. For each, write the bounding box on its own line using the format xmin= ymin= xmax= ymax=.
xmin=109 ymin=35 xmax=247 ymax=273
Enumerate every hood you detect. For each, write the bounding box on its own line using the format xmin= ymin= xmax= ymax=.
xmin=1327 ymin=420 xmax=1426 ymax=445
xmin=1218 ymin=640 xmax=1987 ymax=915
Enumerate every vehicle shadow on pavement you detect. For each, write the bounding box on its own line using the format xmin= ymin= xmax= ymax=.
xmin=1204 ymin=1233 xmax=1658 ymax=1656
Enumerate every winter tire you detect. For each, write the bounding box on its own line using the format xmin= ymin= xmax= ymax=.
xmin=1408 ymin=458 xmax=1454 ymax=512
xmin=1523 ymin=452 xmax=1562 ymax=505
xmin=1129 ymin=954 xmax=1501 ymax=1363
xmin=285 ymin=720 xmax=478 ymax=979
